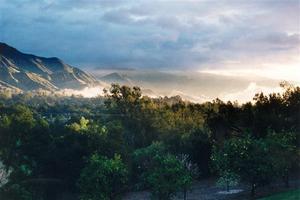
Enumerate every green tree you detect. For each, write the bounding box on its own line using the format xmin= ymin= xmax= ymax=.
xmin=211 ymin=135 xmax=274 ymax=196
xmin=133 ymin=142 xmax=192 ymax=200
xmin=66 ymin=117 xmax=89 ymax=132
xmin=216 ymin=171 xmax=240 ymax=192
xmin=266 ymin=131 xmax=297 ymax=188
xmin=78 ymin=154 xmax=128 ymax=200
xmin=177 ymin=154 xmax=199 ymax=200
xmin=0 ymin=105 xmax=37 ymax=181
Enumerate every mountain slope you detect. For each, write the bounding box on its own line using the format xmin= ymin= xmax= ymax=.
xmin=0 ymin=42 xmax=97 ymax=91
xmin=100 ymin=72 xmax=133 ymax=86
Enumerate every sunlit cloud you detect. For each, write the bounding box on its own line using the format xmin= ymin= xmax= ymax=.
xmin=219 ymin=82 xmax=284 ymax=103
xmin=199 ymin=63 xmax=300 ymax=84
xmin=0 ymin=0 xmax=298 ymax=71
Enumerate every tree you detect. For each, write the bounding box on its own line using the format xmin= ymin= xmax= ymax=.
xmin=0 ymin=105 xmax=37 ymax=182
xmin=0 ymin=105 xmax=53 ymax=199
xmin=211 ymin=135 xmax=274 ymax=196
xmin=216 ymin=171 xmax=240 ymax=192
xmin=133 ymin=142 xmax=192 ymax=200
xmin=104 ymin=84 xmax=146 ymax=147
xmin=266 ymin=131 xmax=297 ymax=188
xmin=180 ymin=129 xmax=212 ymax=177
xmin=78 ymin=154 xmax=128 ymax=200
xmin=176 ymin=154 xmax=199 ymax=200
xmin=66 ymin=117 xmax=89 ymax=132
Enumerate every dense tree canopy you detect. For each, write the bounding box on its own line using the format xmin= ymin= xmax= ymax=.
xmin=133 ymin=142 xmax=192 ymax=200
xmin=0 ymin=83 xmax=299 ymax=199
xmin=78 ymin=154 xmax=128 ymax=200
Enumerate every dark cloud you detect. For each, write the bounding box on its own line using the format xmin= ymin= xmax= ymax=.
xmin=0 ymin=0 xmax=299 ymax=70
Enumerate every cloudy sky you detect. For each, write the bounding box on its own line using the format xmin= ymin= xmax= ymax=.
xmin=0 ymin=0 xmax=299 ymax=80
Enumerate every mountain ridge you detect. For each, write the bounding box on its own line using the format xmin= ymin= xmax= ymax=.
xmin=100 ymin=72 xmax=133 ymax=86
xmin=0 ymin=42 xmax=97 ymax=92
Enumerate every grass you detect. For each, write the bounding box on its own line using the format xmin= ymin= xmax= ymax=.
xmin=258 ymin=189 xmax=300 ymax=200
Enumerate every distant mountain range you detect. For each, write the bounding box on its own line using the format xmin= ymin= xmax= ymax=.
xmin=0 ymin=42 xmax=97 ymax=92
xmin=0 ymin=42 xmax=286 ymax=102
xmin=100 ymin=72 xmax=133 ymax=86
xmin=94 ymin=69 xmax=283 ymax=102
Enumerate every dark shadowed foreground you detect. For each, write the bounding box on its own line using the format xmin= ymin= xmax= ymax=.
xmin=123 ymin=177 xmax=300 ymax=200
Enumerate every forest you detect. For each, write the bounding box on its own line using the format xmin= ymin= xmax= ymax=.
xmin=0 ymin=82 xmax=299 ymax=200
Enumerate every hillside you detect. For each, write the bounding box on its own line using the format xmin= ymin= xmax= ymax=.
xmin=0 ymin=43 xmax=97 ymax=91
xmin=100 ymin=72 xmax=133 ymax=86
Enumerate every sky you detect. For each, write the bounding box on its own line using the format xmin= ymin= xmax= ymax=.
xmin=0 ymin=0 xmax=299 ymax=82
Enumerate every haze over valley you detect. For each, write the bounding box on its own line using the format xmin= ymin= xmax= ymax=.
xmin=1 ymin=42 xmax=297 ymax=103
xmin=1 ymin=0 xmax=299 ymax=103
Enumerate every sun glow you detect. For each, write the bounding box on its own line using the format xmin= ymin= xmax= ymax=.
xmin=199 ymin=64 xmax=300 ymax=84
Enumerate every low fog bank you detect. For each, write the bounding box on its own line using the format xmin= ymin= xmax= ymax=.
xmin=62 ymin=69 xmax=297 ymax=103
xmin=59 ymin=87 xmax=106 ymax=98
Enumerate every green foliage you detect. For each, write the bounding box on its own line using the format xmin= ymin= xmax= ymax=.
xmin=78 ymin=154 xmax=128 ymax=200
xmin=0 ymin=105 xmax=38 ymax=182
xmin=266 ymin=131 xmax=297 ymax=186
xmin=134 ymin=143 xmax=192 ymax=200
xmin=216 ymin=171 xmax=240 ymax=191
xmin=0 ymin=83 xmax=299 ymax=199
xmin=66 ymin=117 xmax=89 ymax=132
xmin=179 ymin=129 xmax=212 ymax=177
xmin=212 ymin=131 xmax=298 ymax=196
xmin=212 ymin=135 xmax=274 ymax=195
xmin=0 ymin=183 xmax=33 ymax=200
xmin=259 ymin=189 xmax=300 ymax=200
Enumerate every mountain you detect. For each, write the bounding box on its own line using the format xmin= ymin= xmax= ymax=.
xmin=93 ymin=69 xmax=284 ymax=102
xmin=100 ymin=72 xmax=133 ymax=86
xmin=0 ymin=42 xmax=97 ymax=91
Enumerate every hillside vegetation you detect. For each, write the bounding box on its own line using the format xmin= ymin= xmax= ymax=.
xmin=0 ymin=82 xmax=299 ymax=200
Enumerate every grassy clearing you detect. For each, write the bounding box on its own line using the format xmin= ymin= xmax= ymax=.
xmin=258 ymin=189 xmax=300 ymax=200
